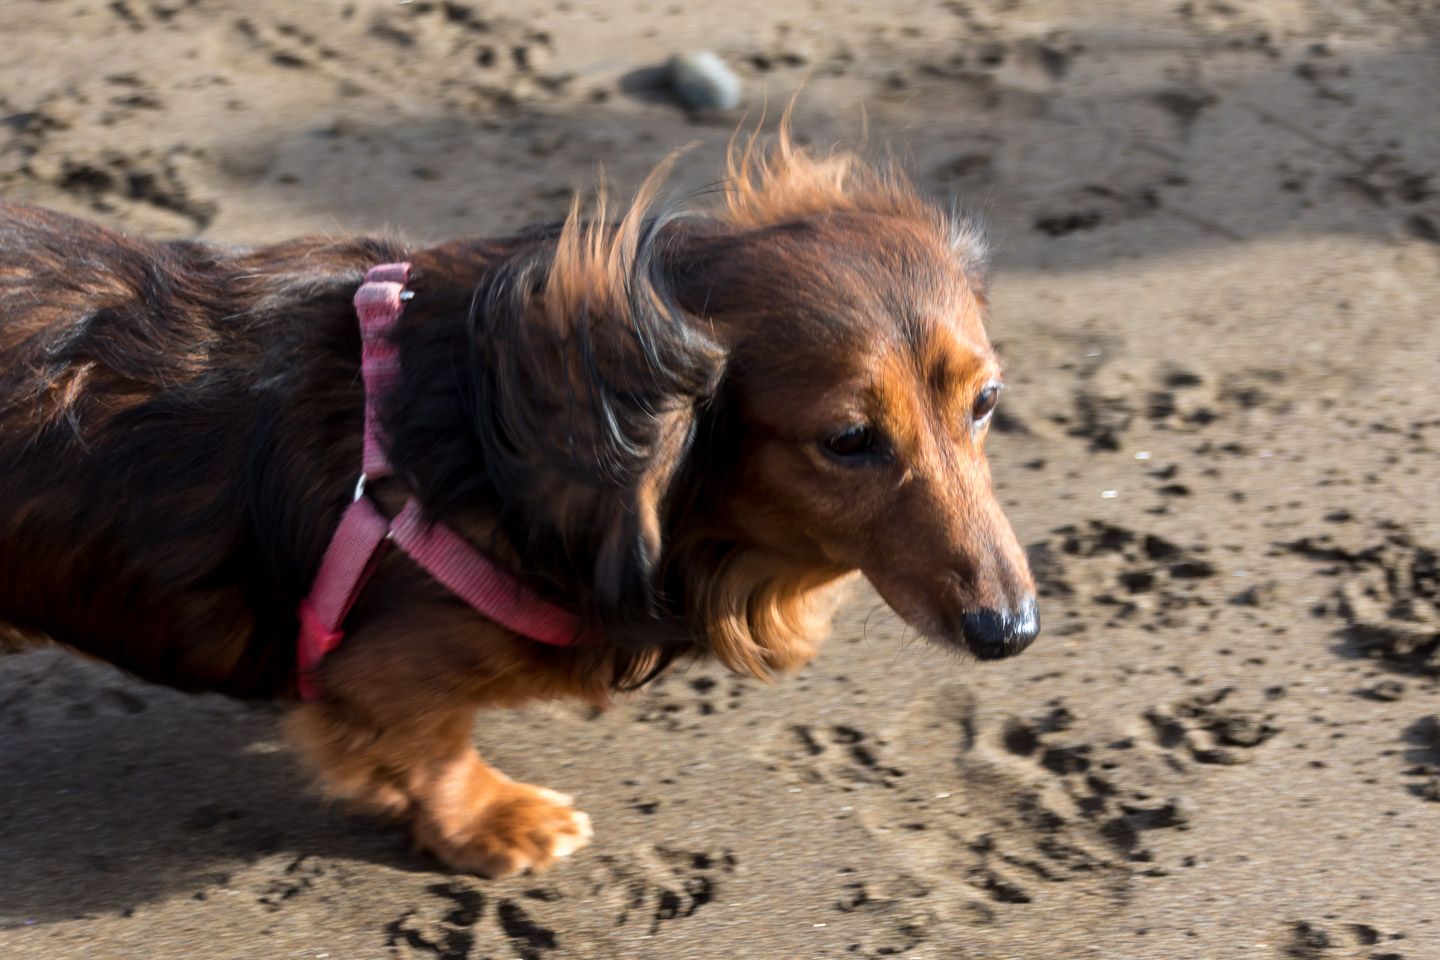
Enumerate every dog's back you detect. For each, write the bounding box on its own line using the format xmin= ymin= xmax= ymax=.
xmin=0 ymin=202 xmax=230 ymax=441
xmin=0 ymin=202 xmax=391 ymax=695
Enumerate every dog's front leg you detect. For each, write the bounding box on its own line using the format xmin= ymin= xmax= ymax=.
xmin=285 ymin=698 xmax=592 ymax=878
xmin=407 ymin=737 xmax=594 ymax=879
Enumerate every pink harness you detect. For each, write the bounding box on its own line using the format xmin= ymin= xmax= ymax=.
xmin=295 ymin=262 xmax=586 ymax=701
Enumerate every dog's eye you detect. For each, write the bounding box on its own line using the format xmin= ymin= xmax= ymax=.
xmin=972 ymin=383 xmax=1001 ymax=423
xmin=824 ymin=425 xmax=880 ymax=461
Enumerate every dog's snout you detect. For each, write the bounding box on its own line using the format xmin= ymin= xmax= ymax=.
xmin=962 ymin=596 xmax=1040 ymax=660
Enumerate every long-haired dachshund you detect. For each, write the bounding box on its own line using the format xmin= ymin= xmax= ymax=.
xmin=0 ymin=130 xmax=1038 ymax=878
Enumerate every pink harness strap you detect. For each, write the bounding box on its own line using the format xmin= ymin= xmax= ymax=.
xmin=389 ymin=501 xmax=584 ymax=647
xmin=295 ymin=262 xmax=587 ymax=701
xmin=355 ymin=264 xmax=406 ymax=478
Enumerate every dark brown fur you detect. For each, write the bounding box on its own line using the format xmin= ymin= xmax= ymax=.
xmin=0 ymin=133 xmax=1036 ymax=876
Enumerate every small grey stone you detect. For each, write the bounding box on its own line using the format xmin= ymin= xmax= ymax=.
xmin=667 ymin=51 xmax=742 ymax=111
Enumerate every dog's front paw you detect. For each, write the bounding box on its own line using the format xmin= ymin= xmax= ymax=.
xmin=415 ymin=782 xmax=593 ymax=879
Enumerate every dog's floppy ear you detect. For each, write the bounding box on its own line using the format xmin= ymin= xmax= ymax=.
xmin=539 ymin=166 xmax=726 ymax=622
xmin=589 ymin=377 xmax=712 ymax=615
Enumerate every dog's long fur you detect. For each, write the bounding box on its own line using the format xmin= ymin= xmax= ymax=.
xmin=0 ymin=132 xmax=1036 ymax=876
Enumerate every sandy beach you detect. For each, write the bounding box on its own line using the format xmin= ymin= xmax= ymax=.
xmin=2 ymin=1 xmax=1438 ymax=957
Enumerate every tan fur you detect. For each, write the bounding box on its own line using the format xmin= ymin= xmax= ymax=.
xmin=723 ymin=120 xmax=929 ymax=230
xmin=0 ymin=126 xmax=1035 ymax=879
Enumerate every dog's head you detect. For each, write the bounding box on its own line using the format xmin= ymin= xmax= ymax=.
xmin=397 ymin=131 xmax=1037 ymax=682
xmin=658 ymin=136 xmax=1037 ymax=671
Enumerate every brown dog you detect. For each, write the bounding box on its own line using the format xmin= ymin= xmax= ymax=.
xmin=0 ymin=132 xmax=1037 ymax=877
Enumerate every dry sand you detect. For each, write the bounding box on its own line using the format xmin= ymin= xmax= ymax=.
xmin=2 ymin=1 xmax=1439 ymax=957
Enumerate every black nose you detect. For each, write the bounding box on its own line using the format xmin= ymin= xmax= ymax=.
xmin=962 ymin=597 xmax=1040 ymax=660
